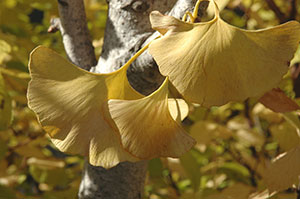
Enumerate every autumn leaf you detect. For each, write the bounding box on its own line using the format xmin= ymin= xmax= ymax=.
xmin=27 ymin=46 xmax=143 ymax=168
xmin=108 ymin=78 xmax=195 ymax=159
xmin=149 ymin=0 xmax=300 ymax=107
xmin=259 ymin=88 xmax=300 ymax=113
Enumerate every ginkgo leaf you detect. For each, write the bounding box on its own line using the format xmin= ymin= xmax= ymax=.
xmin=108 ymin=78 xmax=196 ymax=159
xmin=27 ymin=46 xmax=143 ymax=168
xmin=259 ymin=88 xmax=300 ymax=113
xmin=207 ymin=0 xmax=229 ymax=16
xmin=263 ymin=145 xmax=300 ymax=193
xmin=168 ymin=98 xmax=189 ymax=122
xmin=149 ymin=0 xmax=300 ymax=107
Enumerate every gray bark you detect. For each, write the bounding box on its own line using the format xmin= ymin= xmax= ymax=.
xmin=49 ymin=0 xmax=97 ymax=70
xmin=51 ymin=0 xmax=205 ymax=198
xmin=91 ymin=0 xmax=199 ymax=95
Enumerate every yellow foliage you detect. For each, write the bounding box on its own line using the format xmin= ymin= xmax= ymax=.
xmin=149 ymin=0 xmax=300 ymax=107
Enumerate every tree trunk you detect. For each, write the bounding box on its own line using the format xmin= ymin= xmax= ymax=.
xmin=51 ymin=0 xmax=201 ymax=198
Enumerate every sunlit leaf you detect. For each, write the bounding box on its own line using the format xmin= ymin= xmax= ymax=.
xmin=27 ymin=46 xmax=142 ymax=168
xmin=168 ymin=98 xmax=189 ymax=122
xmin=149 ymin=1 xmax=300 ymax=107
xmin=108 ymin=78 xmax=195 ymax=159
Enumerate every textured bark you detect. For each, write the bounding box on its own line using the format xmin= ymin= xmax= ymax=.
xmin=79 ymin=161 xmax=148 ymax=199
xmin=54 ymin=0 xmax=97 ymax=70
xmin=52 ymin=0 xmax=202 ymax=198
xmin=91 ymin=0 xmax=199 ymax=94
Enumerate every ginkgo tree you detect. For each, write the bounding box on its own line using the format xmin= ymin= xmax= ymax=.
xmin=22 ymin=0 xmax=300 ymax=198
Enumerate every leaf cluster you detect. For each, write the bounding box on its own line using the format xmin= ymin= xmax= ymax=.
xmin=1 ymin=0 xmax=300 ymax=199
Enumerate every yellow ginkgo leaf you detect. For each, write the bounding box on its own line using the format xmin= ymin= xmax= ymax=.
xmin=108 ymin=78 xmax=196 ymax=159
xmin=168 ymin=98 xmax=189 ymax=122
xmin=149 ymin=0 xmax=300 ymax=107
xmin=27 ymin=46 xmax=143 ymax=168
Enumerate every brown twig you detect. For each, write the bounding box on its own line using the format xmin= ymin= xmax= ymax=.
xmin=167 ymin=171 xmax=181 ymax=197
xmin=225 ymin=141 xmax=259 ymax=187
xmin=289 ymin=0 xmax=298 ymax=21
xmin=265 ymin=0 xmax=287 ymax=23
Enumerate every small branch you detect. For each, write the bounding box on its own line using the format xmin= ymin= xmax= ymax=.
xmin=225 ymin=142 xmax=259 ymax=186
xmin=265 ymin=0 xmax=287 ymax=23
xmin=51 ymin=0 xmax=97 ymax=70
xmin=48 ymin=18 xmax=61 ymax=33
xmin=167 ymin=171 xmax=181 ymax=197
xmin=289 ymin=0 xmax=298 ymax=21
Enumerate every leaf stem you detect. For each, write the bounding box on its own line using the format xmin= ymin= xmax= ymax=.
xmin=192 ymin=0 xmax=203 ymax=21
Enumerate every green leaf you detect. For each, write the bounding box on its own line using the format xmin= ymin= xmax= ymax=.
xmin=218 ymin=162 xmax=250 ymax=183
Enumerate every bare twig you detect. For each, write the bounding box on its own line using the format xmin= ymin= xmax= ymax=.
xmin=289 ymin=0 xmax=298 ymax=21
xmin=167 ymin=171 xmax=181 ymax=197
xmin=48 ymin=18 xmax=61 ymax=33
xmin=265 ymin=0 xmax=287 ymax=23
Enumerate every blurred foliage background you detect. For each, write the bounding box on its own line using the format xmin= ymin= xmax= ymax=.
xmin=1 ymin=0 xmax=300 ymax=198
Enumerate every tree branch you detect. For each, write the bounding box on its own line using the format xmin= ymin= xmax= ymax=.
xmin=79 ymin=161 xmax=148 ymax=199
xmin=265 ymin=0 xmax=287 ymax=23
xmin=50 ymin=0 xmax=97 ymax=70
xmin=289 ymin=0 xmax=298 ymax=21
xmin=51 ymin=0 xmax=204 ymax=198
